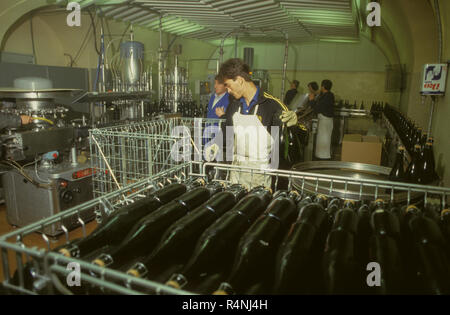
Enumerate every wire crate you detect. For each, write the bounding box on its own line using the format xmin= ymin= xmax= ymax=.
xmin=1 ymin=162 xmax=449 ymax=295
xmin=90 ymin=117 xmax=224 ymax=200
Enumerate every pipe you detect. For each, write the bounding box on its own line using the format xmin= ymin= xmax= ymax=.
xmin=100 ymin=26 xmax=106 ymax=93
xmin=174 ymin=55 xmax=179 ymax=113
xmin=158 ymin=15 xmax=164 ymax=102
xmin=219 ymin=30 xmax=234 ymax=65
xmin=234 ymin=35 xmax=238 ymax=58
xmin=426 ymin=0 xmax=443 ymax=138
xmin=280 ymin=32 xmax=289 ymax=101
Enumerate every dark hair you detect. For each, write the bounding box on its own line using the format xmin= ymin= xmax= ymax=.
xmin=218 ymin=58 xmax=252 ymax=82
xmin=308 ymin=81 xmax=319 ymax=91
xmin=321 ymin=79 xmax=332 ymax=91
xmin=292 ymin=80 xmax=299 ymax=89
xmin=215 ymin=75 xmax=224 ymax=83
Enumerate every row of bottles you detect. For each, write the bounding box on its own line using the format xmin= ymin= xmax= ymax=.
xmin=176 ymin=100 xmax=207 ymax=118
xmin=12 ymin=183 xmax=450 ymax=295
xmin=383 ymin=104 xmax=428 ymax=155
xmin=336 ymin=100 xmax=385 ymax=112
xmin=389 ymin=142 xmax=437 ymax=185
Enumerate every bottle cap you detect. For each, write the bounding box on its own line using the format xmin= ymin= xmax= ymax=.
xmin=425 ymin=142 xmax=432 ymax=146
xmin=290 ymin=190 xmax=301 ymax=198
xmin=92 ymin=259 xmax=105 ymax=267
xmin=375 ymin=199 xmax=384 ymax=204
xmin=441 ymin=209 xmax=450 ymax=218
xmin=399 ymin=146 xmax=405 ymax=151
xmin=212 ymin=290 xmax=228 ymax=295
xmin=59 ymin=248 xmax=71 ymax=258
xmin=406 ymin=205 xmax=419 ymax=213
xmin=166 ymin=280 xmax=181 ymax=289
xmin=344 ymin=199 xmax=355 ymax=206
xmin=127 ymin=269 xmax=141 ymax=278
xmin=414 ymin=144 xmax=421 ymax=149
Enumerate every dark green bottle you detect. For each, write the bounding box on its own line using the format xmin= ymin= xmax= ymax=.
xmin=322 ymin=200 xmax=359 ymax=294
xmin=273 ymin=200 xmax=329 ymax=294
xmin=165 ymin=186 xmax=272 ymax=290
xmin=57 ymin=182 xmax=191 ymax=258
xmin=90 ymin=182 xmax=224 ymax=270
xmin=213 ymin=190 xmax=299 ymax=295
xmin=389 ymin=146 xmax=405 ymax=182
xmin=125 ymin=184 xmax=248 ymax=281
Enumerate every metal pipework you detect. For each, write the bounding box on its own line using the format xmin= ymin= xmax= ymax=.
xmin=280 ymin=31 xmax=289 ymax=101
xmin=219 ymin=30 xmax=235 ymax=66
xmin=426 ymin=0 xmax=443 ymax=138
xmin=174 ymin=55 xmax=179 ymax=113
xmin=158 ymin=15 xmax=164 ymax=102
xmin=100 ymin=26 xmax=106 ymax=93
xmin=71 ymin=146 xmax=78 ymax=167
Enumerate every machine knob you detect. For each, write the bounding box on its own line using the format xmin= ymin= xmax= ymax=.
xmin=60 ymin=190 xmax=74 ymax=203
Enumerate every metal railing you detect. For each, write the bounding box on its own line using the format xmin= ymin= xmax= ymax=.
xmin=90 ymin=117 xmax=224 ymax=200
xmin=1 ymin=162 xmax=449 ymax=295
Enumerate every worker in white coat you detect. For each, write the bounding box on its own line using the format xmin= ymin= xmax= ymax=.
xmin=212 ymin=58 xmax=301 ymax=189
xmin=308 ymin=79 xmax=335 ymax=160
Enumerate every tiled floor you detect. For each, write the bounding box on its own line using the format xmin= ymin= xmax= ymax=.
xmin=0 ymin=205 xmax=98 ymax=282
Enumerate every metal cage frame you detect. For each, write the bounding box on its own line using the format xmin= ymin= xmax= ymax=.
xmin=1 ymin=161 xmax=449 ymax=295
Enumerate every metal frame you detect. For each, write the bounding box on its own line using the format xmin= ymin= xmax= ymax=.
xmin=90 ymin=117 xmax=224 ymax=200
xmin=1 ymin=161 xmax=449 ymax=295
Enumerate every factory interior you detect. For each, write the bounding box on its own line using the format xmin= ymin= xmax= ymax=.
xmin=0 ymin=0 xmax=450 ymax=296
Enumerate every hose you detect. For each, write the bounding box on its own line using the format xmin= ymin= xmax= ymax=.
xmin=32 ymin=117 xmax=54 ymax=125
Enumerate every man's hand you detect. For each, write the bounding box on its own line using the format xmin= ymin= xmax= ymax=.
xmin=280 ymin=110 xmax=298 ymax=127
xmin=215 ymin=107 xmax=225 ymax=118
xmin=308 ymin=93 xmax=315 ymax=101
xmin=20 ymin=115 xmax=33 ymax=125
xmin=205 ymin=143 xmax=220 ymax=162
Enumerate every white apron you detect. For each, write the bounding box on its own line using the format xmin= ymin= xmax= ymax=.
xmin=315 ymin=113 xmax=333 ymax=159
xmin=230 ymin=105 xmax=272 ymax=190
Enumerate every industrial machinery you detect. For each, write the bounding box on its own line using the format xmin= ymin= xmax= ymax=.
xmin=88 ymin=28 xmax=156 ymax=125
xmin=0 ymin=77 xmax=94 ymax=236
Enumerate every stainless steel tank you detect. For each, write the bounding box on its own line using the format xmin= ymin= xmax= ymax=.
xmin=120 ymin=41 xmax=144 ymax=91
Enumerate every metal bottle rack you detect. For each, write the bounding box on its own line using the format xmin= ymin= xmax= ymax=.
xmin=1 ymin=161 xmax=449 ymax=295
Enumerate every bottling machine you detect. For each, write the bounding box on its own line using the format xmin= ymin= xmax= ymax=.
xmin=0 ymin=77 xmax=94 ymax=236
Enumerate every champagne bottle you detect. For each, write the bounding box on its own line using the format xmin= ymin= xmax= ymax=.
xmin=322 ymin=200 xmax=359 ymax=294
xmin=322 ymin=229 xmax=357 ymax=294
xmin=407 ymin=215 xmax=450 ymax=294
xmin=331 ymin=200 xmax=358 ymax=234
xmin=125 ymin=184 xmax=248 ymax=280
xmin=354 ymin=203 xmax=372 ymax=289
xmin=213 ymin=190 xmax=299 ymax=295
xmin=368 ymin=233 xmax=404 ymax=294
xmin=420 ymin=142 xmax=437 ymax=184
xmin=57 ymin=182 xmax=192 ymax=258
xmin=165 ymin=187 xmax=273 ymax=290
xmin=389 ymin=146 xmax=405 ymax=182
xmin=273 ymin=200 xmax=329 ymax=294
xmin=370 ymin=205 xmax=401 ymax=240
xmin=440 ymin=209 xmax=450 ymax=256
xmin=406 ymin=144 xmax=423 ymax=184
xmin=91 ymin=182 xmax=224 ymax=270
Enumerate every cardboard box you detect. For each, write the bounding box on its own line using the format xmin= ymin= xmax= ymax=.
xmin=341 ymin=134 xmax=382 ymax=165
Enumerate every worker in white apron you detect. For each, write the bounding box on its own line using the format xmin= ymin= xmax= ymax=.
xmin=229 ymin=104 xmax=273 ymax=189
xmin=309 ymin=79 xmax=335 ymax=160
xmin=212 ymin=58 xmax=299 ymax=190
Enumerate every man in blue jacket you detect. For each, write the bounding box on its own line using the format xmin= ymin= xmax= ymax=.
xmin=206 ymin=76 xmax=229 ymax=119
